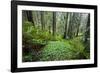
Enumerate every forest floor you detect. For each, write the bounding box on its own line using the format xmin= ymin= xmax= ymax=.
xmin=23 ymin=37 xmax=90 ymax=62
xmin=39 ymin=39 xmax=87 ymax=61
xmin=39 ymin=41 xmax=75 ymax=61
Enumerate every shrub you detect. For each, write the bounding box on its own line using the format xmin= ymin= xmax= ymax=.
xmin=68 ymin=37 xmax=89 ymax=59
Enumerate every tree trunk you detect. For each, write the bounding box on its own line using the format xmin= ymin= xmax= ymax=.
xmin=84 ymin=14 xmax=90 ymax=52
xmin=76 ymin=14 xmax=81 ymax=37
xmin=25 ymin=11 xmax=34 ymax=26
xmin=67 ymin=13 xmax=74 ymax=39
xmin=49 ymin=26 xmax=51 ymax=34
xmin=52 ymin=12 xmax=56 ymax=36
xmin=85 ymin=14 xmax=90 ymax=42
xmin=63 ymin=13 xmax=68 ymax=39
xmin=41 ymin=11 xmax=45 ymax=30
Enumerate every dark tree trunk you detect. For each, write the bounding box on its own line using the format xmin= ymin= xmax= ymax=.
xmin=49 ymin=26 xmax=51 ymax=34
xmin=52 ymin=12 xmax=56 ymax=36
xmin=25 ymin=11 xmax=34 ymax=26
xmin=67 ymin=13 xmax=74 ymax=39
xmin=84 ymin=14 xmax=90 ymax=52
xmin=76 ymin=23 xmax=80 ymax=37
xmin=85 ymin=14 xmax=90 ymax=42
xmin=41 ymin=11 xmax=45 ymax=30
xmin=76 ymin=22 xmax=80 ymax=37
xmin=63 ymin=13 xmax=68 ymax=39
xmin=76 ymin=14 xmax=81 ymax=37
xmin=22 ymin=11 xmax=27 ymax=23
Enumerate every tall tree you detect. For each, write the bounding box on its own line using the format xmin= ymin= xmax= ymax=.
xmin=84 ymin=14 xmax=90 ymax=42
xmin=67 ymin=13 xmax=74 ymax=39
xmin=41 ymin=11 xmax=45 ymax=30
xmin=76 ymin=14 xmax=81 ymax=37
xmin=85 ymin=14 xmax=90 ymax=42
xmin=25 ymin=11 xmax=34 ymax=26
xmin=63 ymin=13 xmax=69 ymax=39
xmin=84 ymin=14 xmax=90 ymax=52
xmin=52 ymin=12 xmax=56 ymax=36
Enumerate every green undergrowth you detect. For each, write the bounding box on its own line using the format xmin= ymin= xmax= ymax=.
xmin=22 ymin=21 xmax=90 ymax=62
xmin=38 ymin=37 xmax=90 ymax=61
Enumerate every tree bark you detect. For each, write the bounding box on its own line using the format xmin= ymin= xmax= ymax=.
xmin=76 ymin=14 xmax=81 ymax=37
xmin=63 ymin=13 xmax=68 ymax=39
xmin=41 ymin=11 xmax=45 ymax=30
xmin=52 ymin=12 xmax=56 ymax=36
xmin=67 ymin=13 xmax=74 ymax=39
xmin=84 ymin=14 xmax=90 ymax=52
xmin=25 ymin=11 xmax=34 ymax=26
xmin=85 ymin=14 xmax=90 ymax=42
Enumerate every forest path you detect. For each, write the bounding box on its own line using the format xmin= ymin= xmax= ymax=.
xmin=39 ymin=41 xmax=75 ymax=61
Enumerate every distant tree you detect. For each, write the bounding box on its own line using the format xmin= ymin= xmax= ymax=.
xmin=41 ymin=11 xmax=45 ymax=30
xmin=76 ymin=14 xmax=81 ymax=37
xmin=48 ymin=25 xmax=51 ymax=34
